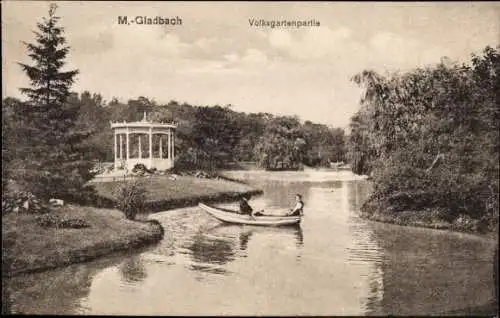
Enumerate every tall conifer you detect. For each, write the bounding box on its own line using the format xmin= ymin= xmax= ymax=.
xmin=17 ymin=4 xmax=95 ymax=201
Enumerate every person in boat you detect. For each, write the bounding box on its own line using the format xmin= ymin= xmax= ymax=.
xmin=239 ymin=196 xmax=263 ymax=218
xmin=288 ymin=194 xmax=304 ymax=216
xmin=239 ymin=196 xmax=253 ymax=215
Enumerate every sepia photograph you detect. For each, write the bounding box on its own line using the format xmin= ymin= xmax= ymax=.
xmin=2 ymin=1 xmax=499 ymax=315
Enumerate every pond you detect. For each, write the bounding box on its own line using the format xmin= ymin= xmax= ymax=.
xmin=4 ymin=171 xmax=497 ymax=315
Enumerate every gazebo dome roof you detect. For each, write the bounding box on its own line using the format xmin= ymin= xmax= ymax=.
xmin=110 ymin=112 xmax=177 ymax=129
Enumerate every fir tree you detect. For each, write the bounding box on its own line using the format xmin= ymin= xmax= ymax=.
xmin=16 ymin=4 xmax=96 ymax=201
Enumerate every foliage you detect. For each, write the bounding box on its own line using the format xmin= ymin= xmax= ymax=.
xmin=174 ymin=147 xmax=206 ymax=171
xmin=71 ymin=91 xmax=112 ymax=161
xmin=233 ymin=113 xmax=267 ymax=162
xmin=7 ymin=4 xmax=97 ymax=202
xmin=301 ymin=121 xmax=346 ymax=167
xmin=348 ymin=46 xmax=499 ymax=231
xmin=132 ymin=163 xmax=154 ymax=175
xmin=1 ymin=98 xmax=21 ymax=190
xmin=18 ymin=4 xmax=79 ymax=105
xmin=254 ymin=116 xmax=304 ymax=170
xmin=191 ymin=106 xmax=242 ymax=170
xmin=35 ymin=214 xmax=90 ymax=229
xmin=113 ymin=179 xmax=147 ymax=220
xmin=2 ymin=191 xmax=50 ymax=215
xmin=346 ymin=111 xmax=377 ymax=175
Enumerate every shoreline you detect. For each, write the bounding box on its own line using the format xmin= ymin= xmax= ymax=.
xmin=359 ymin=201 xmax=498 ymax=241
xmin=3 ymin=183 xmax=263 ymax=278
xmin=144 ymin=189 xmax=263 ymax=213
xmin=2 ymin=215 xmax=164 ymax=278
xmin=360 ymin=212 xmax=498 ymax=241
xmin=92 ymin=188 xmax=263 ymax=213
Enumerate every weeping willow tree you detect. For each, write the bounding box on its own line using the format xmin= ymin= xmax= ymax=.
xmin=347 ymin=46 xmax=499 ymax=231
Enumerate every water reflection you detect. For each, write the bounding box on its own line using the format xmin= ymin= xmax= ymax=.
xmin=119 ymin=255 xmax=148 ymax=284
xmin=235 ymin=224 xmax=304 ymax=250
xmin=239 ymin=231 xmax=252 ymax=251
xmin=4 ymin=254 xmax=127 ymax=315
xmin=363 ymin=222 xmax=498 ymax=315
xmin=185 ymin=223 xmax=305 ymax=275
xmin=364 ymin=264 xmax=385 ymax=315
xmin=344 ymin=219 xmax=385 ymax=315
xmin=347 ymin=180 xmax=373 ymax=211
xmin=295 ymin=226 xmax=304 ymax=247
xmin=188 ymin=231 xmax=236 ymax=266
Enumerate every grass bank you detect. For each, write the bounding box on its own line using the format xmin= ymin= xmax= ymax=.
xmin=360 ymin=194 xmax=498 ymax=239
xmin=93 ymin=175 xmax=263 ymax=213
xmin=2 ymin=205 xmax=164 ymax=278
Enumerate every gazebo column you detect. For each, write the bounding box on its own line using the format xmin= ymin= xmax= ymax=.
xmin=149 ymin=128 xmax=153 ymax=169
xmin=114 ymin=132 xmax=118 ymax=170
xmin=138 ymin=135 xmax=142 ymax=159
xmin=168 ymin=130 xmax=171 ymax=160
xmin=126 ymin=130 xmax=130 ymax=162
xmin=159 ymin=135 xmax=163 ymax=159
xmin=171 ymin=130 xmax=175 ymax=162
xmin=119 ymin=134 xmax=123 ymax=160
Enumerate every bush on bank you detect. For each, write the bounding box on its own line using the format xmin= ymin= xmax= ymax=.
xmin=113 ymin=178 xmax=147 ymax=220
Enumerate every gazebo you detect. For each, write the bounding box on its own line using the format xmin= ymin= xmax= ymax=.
xmin=110 ymin=113 xmax=177 ymax=171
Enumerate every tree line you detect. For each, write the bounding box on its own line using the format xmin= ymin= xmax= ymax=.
xmin=6 ymin=94 xmax=346 ymax=171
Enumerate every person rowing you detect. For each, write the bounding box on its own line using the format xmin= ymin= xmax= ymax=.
xmin=288 ymin=194 xmax=304 ymax=216
xmin=239 ymin=195 xmax=263 ymax=219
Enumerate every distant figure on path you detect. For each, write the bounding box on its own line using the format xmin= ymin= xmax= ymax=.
xmin=288 ymin=194 xmax=304 ymax=216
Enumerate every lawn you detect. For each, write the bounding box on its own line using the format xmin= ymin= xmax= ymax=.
xmin=2 ymin=205 xmax=163 ymax=277
xmin=93 ymin=175 xmax=262 ymax=210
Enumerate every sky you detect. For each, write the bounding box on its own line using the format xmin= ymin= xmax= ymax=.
xmin=2 ymin=1 xmax=499 ymax=128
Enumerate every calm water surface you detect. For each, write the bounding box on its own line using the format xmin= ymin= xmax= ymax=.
xmin=4 ymin=171 xmax=498 ymax=315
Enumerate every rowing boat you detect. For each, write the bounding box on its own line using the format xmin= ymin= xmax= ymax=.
xmin=199 ymin=203 xmax=301 ymax=226
xmin=198 ymin=203 xmax=301 ymax=226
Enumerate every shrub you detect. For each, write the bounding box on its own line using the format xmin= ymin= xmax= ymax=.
xmin=2 ymin=191 xmax=50 ymax=215
xmin=367 ymin=148 xmax=499 ymax=224
xmin=113 ymin=179 xmax=147 ymax=220
xmin=132 ymin=163 xmax=157 ymax=175
xmin=174 ymin=147 xmax=198 ymax=171
xmin=90 ymin=161 xmax=105 ymax=175
xmin=132 ymin=163 xmax=147 ymax=173
xmin=35 ymin=214 xmax=90 ymax=229
xmin=452 ymin=214 xmax=480 ymax=233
